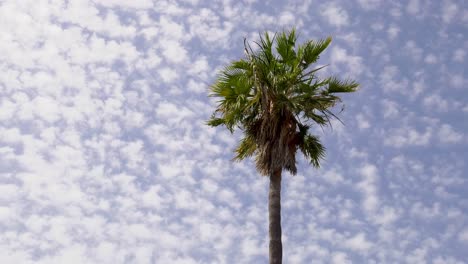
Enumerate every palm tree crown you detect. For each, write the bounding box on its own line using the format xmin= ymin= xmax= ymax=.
xmin=208 ymin=29 xmax=358 ymax=175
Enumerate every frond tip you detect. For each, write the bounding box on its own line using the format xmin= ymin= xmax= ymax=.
xmin=206 ymin=116 xmax=225 ymax=127
xmin=299 ymin=135 xmax=326 ymax=168
xmin=234 ymin=136 xmax=257 ymax=161
xmin=327 ymin=77 xmax=359 ymax=93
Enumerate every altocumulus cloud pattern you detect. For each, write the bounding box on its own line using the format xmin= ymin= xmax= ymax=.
xmin=0 ymin=0 xmax=467 ymax=263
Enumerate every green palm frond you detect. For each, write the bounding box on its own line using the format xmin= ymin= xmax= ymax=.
xmin=206 ymin=115 xmax=225 ymax=127
xmin=234 ymin=135 xmax=257 ymax=161
xmin=302 ymin=37 xmax=332 ymax=66
xmin=326 ymin=77 xmax=359 ymax=94
xmin=276 ymin=28 xmax=297 ymax=64
xmin=299 ymin=134 xmax=326 ymax=168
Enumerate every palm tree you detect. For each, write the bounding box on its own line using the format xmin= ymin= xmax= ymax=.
xmin=207 ymin=28 xmax=358 ymax=264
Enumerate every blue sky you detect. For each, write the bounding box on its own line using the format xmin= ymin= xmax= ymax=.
xmin=0 ymin=0 xmax=467 ymax=263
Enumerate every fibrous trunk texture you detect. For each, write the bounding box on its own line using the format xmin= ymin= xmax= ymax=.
xmin=269 ymin=169 xmax=282 ymax=264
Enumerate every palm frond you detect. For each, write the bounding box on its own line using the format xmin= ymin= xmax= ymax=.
xmin=276 ymin=28 xmax=297 ymax=64
xmin=206 ymin=116 xmax=225 ymax=127
xmin=302 ymin=37 xmax=332 ymax=66
xmin=234 ymin=135 xmax=257 ymax=161
xmin=299 ymin=134 xmax=326 ymax=168
xmin=326 ymin=77 xmax=359 ymax=93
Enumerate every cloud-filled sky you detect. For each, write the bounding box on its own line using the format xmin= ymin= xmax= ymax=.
xmin=0 ymin=0 xmax=467 ymax=263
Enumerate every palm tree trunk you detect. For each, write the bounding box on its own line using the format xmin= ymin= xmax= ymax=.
xmin=269 ymin=169 xmax=282 ymax=264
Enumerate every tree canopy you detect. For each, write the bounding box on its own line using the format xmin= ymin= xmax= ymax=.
xmin=208 ymin=29 xmax=358 ymax=175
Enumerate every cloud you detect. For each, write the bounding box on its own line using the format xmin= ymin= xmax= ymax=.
xmin=438 ymin=124 xmax=464 ymax=144
xmin=459 ymin=228 xmax=468 ymax=243
xmin=404 ymin=40 xmax=424 ymax=61
xmin=356 ymin=114 xmax=371 ymax=130
xmin=158 ymin=67 xmax=178 ymax=83
xmin=452 ymin=48 xmax=466 ymax=62
xmin=441 ymin=0 xmax=459 ymax=24
xmin=159 ymin=39 xmax=188 ymax=64
xmin=381 ymin=99 xmax=400 ymax=119
xmin=449 ymin=74 xmax=466 ymax=89
xmin=406 ymin=0 xmax=420 ymax=15
xmin=343 ymin=233 xmax=373 ymax=252
xmin=384 ymin=126 xmax=432 ymax=147
xmin=321 ymin=3 xmax=349 ymax=27
xmin=424 ymin=53 xmax=438 ymax=64
xmin=278 ymin=11 xmax=295 ymax=26
xmin=330 ymin=46 xmax=364 ymax=76
xmin=357 ymin=0 xmax=382 ymax=10
xmin=97 ymin=0 xmax=154 ymax=9
xmin=379 ymin=65 xmax=410 ymax=94
xmin=387 ymin=24 xmax=400 ymax=39
xmin=357 ymin=164 xmax=379 ymax=214
xmin=423 ymin=94 xmax=450 ymax=112
xmin=331 ymin=251 xmax=351 ymax=264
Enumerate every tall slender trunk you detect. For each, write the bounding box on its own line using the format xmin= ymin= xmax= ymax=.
xmin=269 ymin=169 xmax=282 ymax=264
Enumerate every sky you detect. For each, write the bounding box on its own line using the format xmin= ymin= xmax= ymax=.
xmin=0 ymin=0 xmax=467 ymax=263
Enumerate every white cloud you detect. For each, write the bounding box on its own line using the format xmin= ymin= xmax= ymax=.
xmin=159 ymin=39 xmax=188 ymax=64
xmin=322 ymin=169 xmax=345 ymax=185
xmin=387 ymin=24 xmax=400 ymax=39
xmin=384 ymin=126 xmax=432 ymax=147
xmin=356 ymin=114 xmax=370 ymax=130
xmin=123 ymin=109 xmax=147 ymax=128
xmin=349 ymin=147 xmax=368 ymax=159
xmin=158 ymin=67 xmax=178 ymax=83
xmin=159 ymin=16 xmax=186 ymax=40
xmin=0 ymin=206 xmax=15 ymax=222
xmin=381 ymin=99 xmax=400 ymax=119
xmin=95 ymin=241 xmax=118 ymax=262
xmin=119 ymin=140 xmax=145 ymax=169
xmin=423 ymin=94 xmax=449 ymax=112
xmin=433 ymin=256 xmax=466 ymax=264
xmin=187 ymin=79 xmax=206 ymax=93
xmin=405 ymin=248 xmax=428 ymax=263
xmin=379 ymin=65 xmax=410 ymax=94
xmin=374 ymin=206 xmax=399 ymax=225
xmin=357 ymin=0 xmax=382 ymax=10
xmin=404 ymin=40 xmax=423 ymax=61
xmin=442 ymin=0 xmax=458 ymax=24
xmin=187 ymin=56 xmax=210 ymax=79
xmin=0 ymin=98 xmax=16 ymax=121
xmin=344 ymin=233 xmax=373 ymax=252
xmin=321 ymin=3 xmax=349 ymax=27
xmin=438 ymin=124 xmax=463 ymax=144
xmin=187 ymin=8 xmax=233 ymax=46
xmin=31 ymin=96 xmax=62 ymax=123
xmin=424 ymin=53 xmax=438 ymax=64
xmin=279 ymin=11 xmax=295 ymax=26
xmin=411 ymin=202 xmax=441 ymax=219
xmin=0 ymin=184 xmax=20 ymax=202
xmin=155 ymin=101 xmax=195 ymax=126
xmin=61 ymin=3 xmax=136 ymax=38
xmin=330 ymin=46 xmax=364 ymax=76
xmin=331 ymin=251 xmax=351 ymax=264
xmin=406 ymin=0 xmax=420 ymax=15
xmin=452 ymin=48 xmax=466 ymax=62
xmin=458 ymin=228 xmax=468 ymax=243
xmin=449 ymin=74 xmax=466 ymax=89
xmin=357 ymin=163 xmax=379 ymax=214
xmin=97 ymin=0 xmax=153 ymax=9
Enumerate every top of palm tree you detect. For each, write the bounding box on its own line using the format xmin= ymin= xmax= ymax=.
xmin=208 ymin=28 xmax=358 ymax=176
